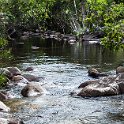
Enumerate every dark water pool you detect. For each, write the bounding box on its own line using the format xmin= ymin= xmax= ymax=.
xmin=5 ymin=38 xmax=124 ymax=124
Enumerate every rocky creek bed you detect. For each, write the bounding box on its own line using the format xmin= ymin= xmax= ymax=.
xmin=1 ymin=40 xmax=124 ymax=124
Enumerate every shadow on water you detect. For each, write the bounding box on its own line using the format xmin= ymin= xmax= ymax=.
xmin=5 ymin=37 xmax=124 ymax=124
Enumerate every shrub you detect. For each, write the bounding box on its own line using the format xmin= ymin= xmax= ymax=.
xmin=0 ymin=74 xmax=7 ymax=88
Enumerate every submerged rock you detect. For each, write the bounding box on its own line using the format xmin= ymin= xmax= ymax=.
xmin=25 ymin=67 xmax=33 ymax=71
xmin=21 ymin=83 xmax=44 ymax=97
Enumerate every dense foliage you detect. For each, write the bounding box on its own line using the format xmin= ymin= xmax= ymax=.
xmin=0 ymin=0 xmax=124 ymax=49
xmin=0 ymin=74 xmax=7 ymax=88
xmin=84 ymin=1 xmax=124 ymax=49
xmin=0 ymin=38 xmax=10 ymax=87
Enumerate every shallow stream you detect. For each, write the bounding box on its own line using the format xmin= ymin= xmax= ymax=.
xmin=5 ymin=38 xmax=124 ymax=124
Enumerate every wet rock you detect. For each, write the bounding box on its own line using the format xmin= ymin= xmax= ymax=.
xmin=0 ymin=118 xmax=8 ymax=124
xmin=88 ymin=68 xmax=100 ymax=78
xmin=11 ymin=75 xmax=29 ymax=85
xmin=25 ymin=67 xmax=33 ymax=71
xmin=116 ymin=66 xmax=124 ymax=74
xmin=78 ymin=80 xmax=99 ymax=88
xmin=0 ymin=92 xmax=7 ymax=101
xmin=21 ymin=83 xmax=44 ymax=97
xmin=7 ymin=67 xmax=21 ymax=76
xmin=77 ymin=84 xmax=119 ymax=97
xmin=116 ymin=73 xmax=124 ymax=94
xmin=2 ymin=68 xmax=13 ymax=79
xmin=0 ymin=92 xmax=14 ymax=101
xmin=76 ymin=75 xmax=124 ymax=97
xmin=117 ymin=80 xmax=124 ymax=94
xmin=0 ymin=101 xmax=10 ymax=112
xmin=116 ymin=73 xmax=124 ymax=80
xmin=12 ymin=75 xmax=24 ymax=82
xmin=22 ymin=74 xmax=41 ymax=82
xmin=88 ymin=68 xmax=108 ymax=78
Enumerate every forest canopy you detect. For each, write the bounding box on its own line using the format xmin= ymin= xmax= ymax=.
xmin=0 ymin=0 xmax=124 ymax=49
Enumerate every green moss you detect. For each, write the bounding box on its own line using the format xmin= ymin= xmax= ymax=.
xmin=0 ymin=74 xmax=7 ymax=88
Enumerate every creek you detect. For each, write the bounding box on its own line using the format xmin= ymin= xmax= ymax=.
xmin=4 ymin=38 xmax=124 ymax=124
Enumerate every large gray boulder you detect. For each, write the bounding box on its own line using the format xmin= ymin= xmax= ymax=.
xmin=77 ymin=81 xmax=119 ymax=97
xmin=77 ymin=73 xmax=124 ymax=97
xmin=21 ymin=83 xmax=44 ymax=97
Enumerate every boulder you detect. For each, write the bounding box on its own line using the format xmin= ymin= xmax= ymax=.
xmin=88 ymin=68 xmax=100 ymax=78
xmin=22 ymin=74 xmax=42 ymax=82
xmin=116 ymin=66 xmax=124 ymax=74
xmin=21 ymin=83 xmax=44 ymax=97
xmin=2 ymin=68 xmax=13 ymax=79
xmin=77 ymin=85 xmax=119 ymax=97
xmin=0 ymin=92 xmax=14 ymax=101
xmin=0 ymin=101 xmax=10 ymax=112
xmin=115 ymin=73 xmax=124 ymax=94
xmin=0 ymin=92 xmax=7 ymax=101
xmin=10 ymin=75 xmax=29 ymax=86
xmin=76 ymin=75 xmax=124 ymax=97
xmin=116 ymin=73 xmax=124 ymax=80
xmin=6 ymin=67 xmax=21 ymax=76
xmin=78 ymin=80 xmax=99 ymax=88
xmin=12 ymin=75 xmax=24 ymax=82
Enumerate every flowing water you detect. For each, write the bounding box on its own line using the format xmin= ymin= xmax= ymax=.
xmin=4 ymin=38 xmax=124 ymax=124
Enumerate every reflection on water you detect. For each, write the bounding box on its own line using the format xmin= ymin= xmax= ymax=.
xmin=11 ymin=38 xmax=124 ymax=70
xmin=7 ymin=38 xmax=124 ymax=124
